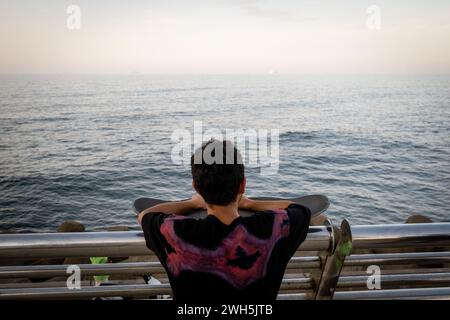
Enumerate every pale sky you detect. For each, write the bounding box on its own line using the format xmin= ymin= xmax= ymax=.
xmin=0 ymin=0 xmax=449 ymax=74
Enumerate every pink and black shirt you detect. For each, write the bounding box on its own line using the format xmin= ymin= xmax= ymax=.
xmin=141 ymin=204 xmax=311 ymax=302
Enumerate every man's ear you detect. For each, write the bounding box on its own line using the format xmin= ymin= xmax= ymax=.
xmin=239 ymin=177 xmax=246 ymax=194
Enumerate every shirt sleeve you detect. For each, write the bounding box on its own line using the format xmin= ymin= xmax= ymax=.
xmin=140 ymin=212 xmax=169 ymax=255
xmin=285 ymin=203 xmax=312 ymax=256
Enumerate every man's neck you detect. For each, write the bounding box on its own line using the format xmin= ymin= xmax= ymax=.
xmin=206 ymin=203 xmax=240 ymax=225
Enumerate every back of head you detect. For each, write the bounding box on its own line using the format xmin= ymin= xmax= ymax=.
xmin=191 ymin=139 xmax=245 ymax=206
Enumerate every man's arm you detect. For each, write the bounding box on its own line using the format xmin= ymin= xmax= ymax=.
xmin=238 ymin=195 xmax=294 ymax=212
xmin=138 ymin=194 xmax=205 ymax=224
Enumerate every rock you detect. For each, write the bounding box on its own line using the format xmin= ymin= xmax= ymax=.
xmin=405 ymin=215 xmax=433 ymax=224
xmin=107 ymin=226 xmax=129 ymax=232
xmin=57 ymin=221 xmax=85 ymax=233
xmin=310 ymin=214 xmax=328 ymax=226
xmin=0 ymin=230 xmax=16 ymax=234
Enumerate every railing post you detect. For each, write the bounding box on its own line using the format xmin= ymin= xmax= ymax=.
xmin=315 ymin=219 xmax=352 ymax=300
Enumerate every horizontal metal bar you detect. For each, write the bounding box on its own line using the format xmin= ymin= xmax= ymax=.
xmin=334 ymin=287 xmax=450 ymax=300
xmin=5 ymin=282 xmax=450 ymax=300
xmin=0 ymin=262 xmax=162 ymax=279
xmin=0 ymin=279 xmax=313 ymax=292
xmin=345 ymin=251 xmax=450 ymax=266
xmin=351 ymin=223 xmax=450 ymax=249
xmin=0 ymin=232 xmax=146 ymax=260
xmin=392 ymin=295 xmax=450 ymax=300
xmin=279 ymin=278 xmax=313 ymax=291
xmin=2 ymin=223 xmax=449 ymax=261
xmin=287 ymin=256 xmax=322 ymax=269
xmin=277 ymin=293 xmax=308 ymax=300
xmin=337 ymin=272 xmax=450 ymax=288
xmin=0 ymin=284 xmax=173 ymax=300
xmin=0 ymin=281 xmax=93 ymax=290
xmin=0 ymin=227 xmax=331 ymax=260
xmin=0 ymin=278 xmax=314 ymax=300
xmin=0 ymin=256 xmax=320 ymax=279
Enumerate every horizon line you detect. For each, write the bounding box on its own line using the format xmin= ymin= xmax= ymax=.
xmin=1 ymin=72 xmax=450 ymax=77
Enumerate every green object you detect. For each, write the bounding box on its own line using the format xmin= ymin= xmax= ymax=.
xmin=90 ymin=257 xmax=109 ymax=283
xmin=335 ymin=240 xmax=353 ymax=270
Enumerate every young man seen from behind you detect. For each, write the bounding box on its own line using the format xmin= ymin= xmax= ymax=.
xmin=138 ymin=139 xmax=311 ymax=302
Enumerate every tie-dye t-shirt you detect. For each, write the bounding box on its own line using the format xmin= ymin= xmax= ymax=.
xmin=141 ymin=203 xmax=311 ymax=301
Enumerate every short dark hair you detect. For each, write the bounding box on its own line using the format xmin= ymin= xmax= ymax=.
xmin=191 ymin=139 xmax=245 ymax=205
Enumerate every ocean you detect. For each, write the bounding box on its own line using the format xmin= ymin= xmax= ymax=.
xmin=0 ymin=74 xmax=449 ymax=233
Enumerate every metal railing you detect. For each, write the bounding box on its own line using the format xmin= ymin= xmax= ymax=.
xmin=1 ymin=222 xmax=450 ymax=300
xmin=2 ymin=222 xmax=449 ymax=260
xmin=0 ymin=226 xmax=332 ymax=260
xmin=351 ymin=223 xmax=450 ymax=249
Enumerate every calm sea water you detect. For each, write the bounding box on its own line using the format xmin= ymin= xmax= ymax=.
xmin=0 ymin=75 xmax=449 ymax=232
